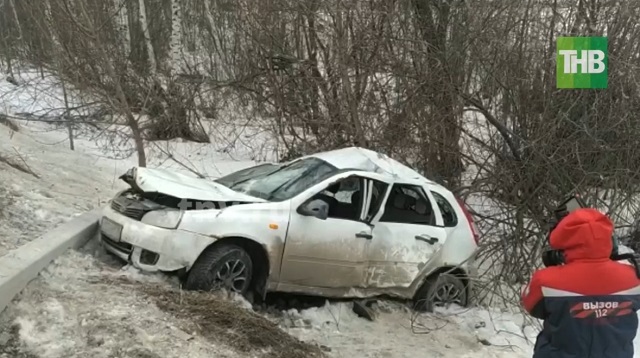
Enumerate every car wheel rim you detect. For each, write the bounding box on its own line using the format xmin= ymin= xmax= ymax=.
xmin=212 ymin=259 xmax=249 ymax=293
xmin=432 ymin=282 xmax=463 ymax=307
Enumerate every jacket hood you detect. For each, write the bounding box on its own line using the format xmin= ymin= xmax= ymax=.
xmin=549 ymin=208 xmax=613 ymax=263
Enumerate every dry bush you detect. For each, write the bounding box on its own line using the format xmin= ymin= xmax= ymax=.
xmin=0 ymin=186 xmax=16 ymax=223
xmin=457 ymin=0 xmax=640 ymax=308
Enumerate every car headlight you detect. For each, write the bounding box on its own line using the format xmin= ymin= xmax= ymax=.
xmin=141 ymin=209 xmax=184 ymax=229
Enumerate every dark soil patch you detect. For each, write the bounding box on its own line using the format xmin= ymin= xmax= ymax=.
xmin=101 ymin=276 xmax=325 ymax=358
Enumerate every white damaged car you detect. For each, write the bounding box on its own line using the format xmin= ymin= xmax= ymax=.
xmin=100 ymin=147 xmax=480 ymax=310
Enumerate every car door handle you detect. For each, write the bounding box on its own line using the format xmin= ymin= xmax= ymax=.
xmin=356 ymin=232 xmax=373 ymax=240
xmin=415 ymin=235 xmax=439 ymax=245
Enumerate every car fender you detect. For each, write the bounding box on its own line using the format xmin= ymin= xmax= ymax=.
xmin=177 ymin=201 xmax=291 ymax=279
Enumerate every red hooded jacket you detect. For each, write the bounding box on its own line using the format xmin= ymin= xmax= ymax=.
xmin=521 ymin=208 xmax=640 ymax=358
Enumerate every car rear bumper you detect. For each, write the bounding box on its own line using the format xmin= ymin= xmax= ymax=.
xmin=100 ymin=206 xmax=214 ymax=272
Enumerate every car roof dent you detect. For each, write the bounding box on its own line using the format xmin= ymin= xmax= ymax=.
xmin=304 ymin=147 xmax=435 ymax=185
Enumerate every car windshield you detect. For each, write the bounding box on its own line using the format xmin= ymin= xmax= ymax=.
xmin=214 ymin=163 xmax=281 ymax=188
xmin=224 ymin=157 xmax=338 ymax=201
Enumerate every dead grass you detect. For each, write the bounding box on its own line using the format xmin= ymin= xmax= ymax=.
xmin=99 ymin=276 xmax=325 ymax=358
xmin=0 ymin=186 xmax=15 ymax=221
xmin=0 ymin=150 xmax=39 ymax=179
xmin=0 ymin=118 xmax=38 ymax=178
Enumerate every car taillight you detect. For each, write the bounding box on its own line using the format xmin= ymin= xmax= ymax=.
xmin=456 ymin=197 xmax=480 ymax=245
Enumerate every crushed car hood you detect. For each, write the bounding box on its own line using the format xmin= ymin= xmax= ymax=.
xmin=121 ymin=167 xmax=267 ymax=202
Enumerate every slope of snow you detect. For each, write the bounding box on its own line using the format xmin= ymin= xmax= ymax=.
xmin=2 ymin=250 xmax=242 ymax=358
xmin=0 ymin=124 xmax=125 ymax=257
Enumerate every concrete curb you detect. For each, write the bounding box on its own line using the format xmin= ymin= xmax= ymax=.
xmin=0 ymin=209 xmax=101 ymax=314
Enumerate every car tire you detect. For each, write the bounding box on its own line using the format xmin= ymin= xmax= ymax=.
xmin=184 ymin=244 xmax=254 ymax=295
xmin=413 ymin=273 xmax=468 ymax=312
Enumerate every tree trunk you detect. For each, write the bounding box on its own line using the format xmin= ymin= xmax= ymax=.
xmin=138 ymin=0 xmax=157 ymax=76
xmin=76 ymin=0 xmax=147 ymax=166
xmin=203 ymin=0 xmax=228 ymax=80
xmin=413 ymin=0 xmax=463 ymax=187
xmin=116 ymin=0 xmax=131 ymax=56
xmin=169 ymin=0 xmax=182 ymax=76
xmin=9 ymin=0 xmax=23 ymax=41
xmin=61 ymin=80 xmax=74 ymax=150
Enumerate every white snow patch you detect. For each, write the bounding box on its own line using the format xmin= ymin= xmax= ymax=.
xmin=279 ymin=301 xmax=535 ymax=358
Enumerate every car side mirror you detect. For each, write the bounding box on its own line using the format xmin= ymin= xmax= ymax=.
xmin=297 ymin=199 xmax=329 ymax=220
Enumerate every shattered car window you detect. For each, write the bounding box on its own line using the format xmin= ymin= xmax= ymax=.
xmin=323 ymin=177 xmax=363 ymax=221
xmin=215 ymin=163 xmax=280 ymax=187
xmin=274 ymin=163 xmax=336 ymax=200
xmin=333 ymin=177 xmax=360 ymax=203
xmin=227 ymin=158 xmax=338 ymax=201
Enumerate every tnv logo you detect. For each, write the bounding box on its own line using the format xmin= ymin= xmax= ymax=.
xmin=558 ymin=50 xmax=606 ymax=74
xmin=556 ymin=37 xmax=607 ymax=89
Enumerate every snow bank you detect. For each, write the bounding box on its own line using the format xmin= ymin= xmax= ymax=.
xmin=280 ymin=300 xmax=640 ymax=358
xmin=1 ymin=250 xmax=242 ymax=358
xmin=0 ymin=123 xmax=124 ymax=257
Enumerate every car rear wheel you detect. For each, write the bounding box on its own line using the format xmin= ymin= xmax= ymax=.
xmin=184 ymin=244 xmax=253 ymax=295
xmin=413 ymin=273 xmax=468 ymax=312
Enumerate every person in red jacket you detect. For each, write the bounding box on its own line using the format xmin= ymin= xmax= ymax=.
xmin=521 ymin=208 xmax=640 ymax=358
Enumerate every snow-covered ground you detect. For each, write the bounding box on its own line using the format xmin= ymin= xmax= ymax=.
xmin=0 ymin=70 xmax=635 ymax=358
xmin=0 ymin=250 xmax=246 ymax=358
xmin=281 ymin=302 xmax=537 ymax=358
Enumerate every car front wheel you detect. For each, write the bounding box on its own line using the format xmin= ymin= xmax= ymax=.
xmin=413 ymin=273 xmax=468 ymax=312
xmin=184 ymin=243 xmax=253 ymax=295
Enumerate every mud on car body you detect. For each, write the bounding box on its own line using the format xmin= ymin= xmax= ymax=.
xmin=100 ymin=147 xmax=480 ymax=310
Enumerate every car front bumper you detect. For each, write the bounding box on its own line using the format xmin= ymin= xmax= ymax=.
xmin=100 ymin=206 xmax=214 ymax=272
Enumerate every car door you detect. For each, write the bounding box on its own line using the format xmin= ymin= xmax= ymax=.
xmin=366 ymin=182 xmax=447 ymax=289
xmin=278 ymin=171 xmax=390 ymax=290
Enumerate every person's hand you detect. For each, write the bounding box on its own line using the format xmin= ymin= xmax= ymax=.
xmin=542 ymin=249 xmax=564 ymax=267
